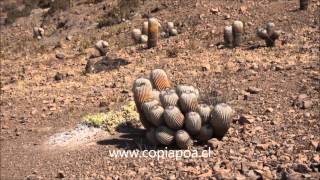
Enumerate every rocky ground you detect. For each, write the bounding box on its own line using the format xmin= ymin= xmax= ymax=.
xmin=0 ymin=0 xmax=319 ymax=179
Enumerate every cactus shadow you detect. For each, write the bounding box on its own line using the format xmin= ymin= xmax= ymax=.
xmin=97 ymin=125 xmax=153 ymax=150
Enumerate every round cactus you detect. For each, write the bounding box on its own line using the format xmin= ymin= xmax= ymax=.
xmin=175 ymin=130 xmax=193 ymax=149
xmin=179 ymin=92 xmax=198 ymax=113
xmin=169 ymin=28 xmax=178 ymax=36
xmin=210 ymin=103 xmax=234 ymax=138
xmin=148 ymin=105 xmax=165 ymax=126
xmin=197 ymin=104 xmax=211 ymax=124
xmin=185 ymin=112 xmax=202 ymax=135
xmin=142 ymin=99 xmax=159 ymax=118
xmin=155 ymin=126 xmax=175 ymax=145
xmin=176 ymin=85 xmax=199 ymax=98
xmin=224 ymin=26 xmax=233 ymax=48
xmin=133 ymin=78 xmax=153 ymax=90
xmin=146 ymin=128 xmax=160 ymax=145
xmin=196 ymin=124 xmax=214 ymax=142
xmin=132 ymin=28 xmax=142 ymax=43
xmin=232 ymin=21 xmax=244 ymax=47
xmin=150 ymin=69 xmax=171 ymax=90
xmin=163 ymin=106 xmax=184 ymax=129
xmin=140 ymin=34 xmax=148 ymax=43
xmin=160 ymin=89 xmax=179 ymax=107
xmin=133 ymin=82 xmax=153 ymax=107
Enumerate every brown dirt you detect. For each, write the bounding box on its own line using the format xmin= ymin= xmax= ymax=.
xmin=1 ymin=0 xmax=319 ymax=179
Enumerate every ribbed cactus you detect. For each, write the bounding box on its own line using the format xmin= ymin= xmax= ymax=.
xmin=147 ymin=17 xmax=160 ymax=48
xmin=223 ymin=26 xmax=233 ymax=48
xmin=300 ymin=0 xmax=309 ymax=10
xmin=197 ymin=104 xmax=211 ymax=124
xmin=179 ymin=92 xmax=198 ymax=113
xmin=148 ymin=105 xmax=165 ymax=126
xmin=185 ymin=112 xmax=202 ymax=135
xmin=155 ymin=126 xmax=175 ymax=145
xmin=142 ymin=99 xmax=159 ymax=119
xmin=164 ymin=106 xmax=184 ymax=129
xmin=175 ymin=130 xmax=193 ymax=149
xmin=197 ymin=124 xmax=214 ymax=142
xmin=176 ymin=85 xmax=200 ymax=98
xmin=146 ymin=128 xmax=160 ymax=146
xmin=133 ymin=79 xmax=153 ymax=106
xmin=257 ymin=22 xmax=280 ymax=47
xmin=150 ymin=69 xmax=171 ymax=90
xmin=160 ymin=89 xmax=179 ymax=107
xmin=232 ymin=21 xmax=244 ymax=47
xmin=210 ymin=103 xmax=234 ymax=138
xmin=142 ymin=21 xmax=148 ymax=35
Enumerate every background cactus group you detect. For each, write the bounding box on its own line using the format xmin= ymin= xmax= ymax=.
xmin=257 ymin=22 xmax=280 ymax=47
xmin=131 ymin=19 xmax=178 ymax=46
xmin=223 ymin=20 xmax=244 ymax=48
xmin=133 ymin=69 xmax=235 ymax=149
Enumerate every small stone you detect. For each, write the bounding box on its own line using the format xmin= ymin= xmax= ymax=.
xmin=201 ymin=64 xmax=211 ymax=71
xmin=168 ymin=174 xmax=176 ymax=180
xmin=304 ymin=112 xmax=311 ymax=117
xmin=66 ymin=35 xmax=72 ymax=41
xmin=256 ymin=143 xmax=269 ymax=150
xmin=266 ymin=108 xmax=274 ymax=113
xmin=239 ymin=114 xmax=255 ymax=124
xmin=56 ymin=53 xmax=65 ymax=59
xmin=54 ymin=72 xmax=64 ymax=81
xmin=247 ymin=87 xmax=261 ymax=94
xmin=208 ymin=138 xmax=221 ymax=149
xmin=57 ymin=171 xmax=65 ymax=178
xmin=210 ymin=8 xmax=219 ymax=14
xmin=99 ymin=101 xmax=108 ymax=107
xmin=176 ymin=162 xmax=183 ymax=168
xmin=224 ymin=14 xmax=231 ymax=19
xmin=294 ymin=164 xmax=311 ymax=173
xmin=1 ymin=125 xmax=9 ymax=129
xmin=275 ymin=65 xmax=284 ymax=71
xmin=302 ymin=100 xmax=313 ymax=109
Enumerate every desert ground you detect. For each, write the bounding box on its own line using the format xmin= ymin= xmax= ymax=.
xmin=0 ymin=0 xmax=319 ymax=179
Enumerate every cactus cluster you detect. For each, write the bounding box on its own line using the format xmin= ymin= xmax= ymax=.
xmin=257 ymin=22 xmax=280 ymax=47
xmin=164 ymin=22 xmax=178 ymax=37
xmin=131 ymin=19 xmax=178 ymax=47
xmin=223 ymin=20 xmax=244 ymax=48
xmin=133 ymin=69 xmax=235 ymax=149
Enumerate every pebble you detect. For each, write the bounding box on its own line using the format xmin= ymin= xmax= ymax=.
xmin=247 ymin=87 xmax=261 ymax=94
xmin=57 ymin=171 xmax=65 ymax=178
xmin=302 ymin=100 xmax=313 ymax=109
xmin=239 ymin=114 xmax=255 ymax=124
xmin=54 ymin=72 xmax=65 ymax=81
xmin=56 ymin=53 xmax=65 ymax=59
